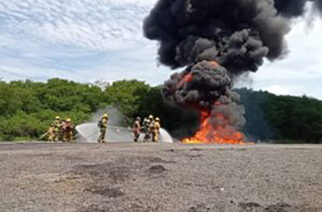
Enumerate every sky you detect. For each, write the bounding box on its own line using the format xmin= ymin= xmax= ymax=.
xmin=0 ymin=0 xmax=321 ymax=99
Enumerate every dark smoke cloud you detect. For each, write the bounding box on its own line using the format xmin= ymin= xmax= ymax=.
xmin=163 ymin=61 xmax=246 ymax=130
xmin=318 ymin=0 xmax=322 ymax=10
xmin=143 ymin=0 xmax=321 ymax=138
xmin=275 ymin=0 xmax=307 ymax=17
xmin=144 ymin=0 xmax=321 ymax=73
xmin=275 ymin=0 xmax=322 ymax=17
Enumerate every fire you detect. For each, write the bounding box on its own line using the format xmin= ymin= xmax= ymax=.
xmin=182 ymin=109 xmax=245 ymax=144
xmin=208 ymin=61 xmax=219 ymax=67
xmin=177 ymin=73 xmax=193 ymax=89
xmin=175 ymin=61 xmax=246 ymax=145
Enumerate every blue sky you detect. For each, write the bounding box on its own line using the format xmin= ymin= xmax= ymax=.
xmin=0 ymin=0 xmax=321 ymax=99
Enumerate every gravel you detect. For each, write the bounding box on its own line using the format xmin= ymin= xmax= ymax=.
xmin=0 ymin=142 xmax=321 ymax=212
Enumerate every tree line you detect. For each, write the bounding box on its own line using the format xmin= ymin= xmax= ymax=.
xmin=0 ymin=79 xmax=321 ymax=143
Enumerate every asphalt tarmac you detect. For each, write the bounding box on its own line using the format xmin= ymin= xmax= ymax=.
xmin=0 ymin=142 xmax=321 ymax=212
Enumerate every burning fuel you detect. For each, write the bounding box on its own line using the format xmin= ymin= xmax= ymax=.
xmin=144 ymin=0 xmax=322 ymax=144
xmin=182 ymin=109 xmax=245 ymax=144
xmin=163 ymin=61 xmax=246 ymax=143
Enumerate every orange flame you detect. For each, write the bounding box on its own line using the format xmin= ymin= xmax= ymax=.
xmin=208 ymin=61 xmax=219 ymax=67
xmin=182 ymin=109 xmax=245 ymax=144
xmin=176 ymin=61 xmax=246 ymax=145
xmin=177 ymin=73 xmax=193 ymax=89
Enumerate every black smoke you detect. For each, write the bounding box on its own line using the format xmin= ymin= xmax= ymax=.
xmin=275 ymin=0 xmax=322 ymax=17
xmin=143 ymin=0 xmax=321 ymax=140
xmin=163 ymin=61 xmax=246 ymax=131
xmin=144 ymin=0 xmax=321 ymax=73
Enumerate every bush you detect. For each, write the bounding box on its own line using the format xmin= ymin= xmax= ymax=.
xmin=0 ymin=79 xmax=322 ymax=143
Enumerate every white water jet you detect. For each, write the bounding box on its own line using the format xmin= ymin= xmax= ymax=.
xmin=159 ymin=128 xmax=174 ymax=143
xmin=76 ymin=123 xmax=173 ymax=143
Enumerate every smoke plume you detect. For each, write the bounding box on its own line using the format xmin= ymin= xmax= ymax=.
xmin=143 ymin=0 xmax=321 ymax=139
xmin=275 ymin=0 xmax=322 ymax=17
xmin=163 ymin=61 xmax=246 ymax=130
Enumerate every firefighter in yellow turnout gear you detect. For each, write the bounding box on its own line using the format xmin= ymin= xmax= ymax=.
xmin=143 ymin=115 xmax=153 ymax=142
xmin=152 ymin=117 xmax=161 ymax=142
xmin=47 ymin=124 xmax=55 ymax=142
xmin=98 ymin=113 xmax=108 ymax=143
xmin=133 ymin=117 xmax=141 ymax=142
xmin=52 ymin=116 xmax=61 ymax=142
xmin=63 ymin=118 xmax=74 ymax=142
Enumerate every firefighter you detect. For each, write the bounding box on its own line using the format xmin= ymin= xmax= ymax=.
xmin=97 ymin=113 xmax=108 ymax=143
xmin=60 ymin=119 xmax=67 ymax=141
xmin=47 ymin=124 xmax=55 ymax=142
xmin=63 ymin=118 xmax=74 ymax=142
xmin=133 ymin=116 xmax=141 ymax=142
xmin=153 ymin=117 xmax=161 ymax=142
xmin=148 ymin=115 xmax=155 ymax=142
xmin=143 ymin=116 xmax=151 ymax=142
xmin=52 ymin=116 xmax=61 ymax=142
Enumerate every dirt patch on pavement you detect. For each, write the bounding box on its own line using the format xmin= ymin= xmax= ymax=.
xmin=86 ymin=186 xmax=125 ymax=198
xmin=186 ymin=154 xmax=203 ymax=158
xmin=265 ymin=202 xmax=292 ymax=212
xmin=188 ymin=203 xmax=210 ymax=212
xmin=238 ymin=202 xmax=321 ymax=212
xmin=51 ymin=175 xmax=86 ymax=194
xmin=146 ymin=165 xmax=166 ymax=175
xmin=73 ymin=163 xmax=131 ymax=183
xmin=190 ymin=148 xmax=204 ymax=152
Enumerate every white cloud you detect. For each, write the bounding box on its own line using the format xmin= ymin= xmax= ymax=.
xmin=0 ymin=0 xmax=166 ymax=84
xmin=0 ymin=0 xmax=321 ymax=100
xmin=0 ymin=0 xmax=153 ymax=50
xmin=241 ymin=17 xmax=322 ymax=99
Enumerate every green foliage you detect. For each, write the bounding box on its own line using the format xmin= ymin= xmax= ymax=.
xmin=0 ymin=79 xmax=100 ymax=141
xmin=102 ymin=80 xmax=150 ymax=123
xmin=0 ymin=79 xmax=321 ymax=143
xmin=238 ymin=88 xmax=322 ymax=143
